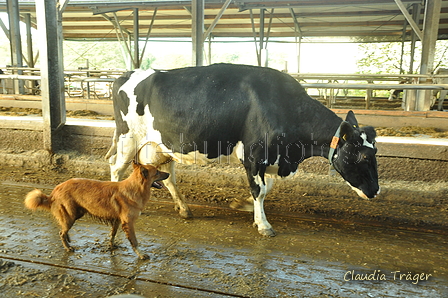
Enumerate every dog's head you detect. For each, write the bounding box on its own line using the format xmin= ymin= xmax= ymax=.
xmin=133 ymin=163 xmax=169 ymax=189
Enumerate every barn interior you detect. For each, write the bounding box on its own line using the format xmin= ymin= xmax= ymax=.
xmin=0 ymin=1 xmax=447 ymax=297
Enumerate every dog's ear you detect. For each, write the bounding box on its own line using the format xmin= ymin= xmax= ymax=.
xmin=140 ymin=166 xmax=149 ymax=180
xmin=132 ymin=161 xmax=139 ymax=169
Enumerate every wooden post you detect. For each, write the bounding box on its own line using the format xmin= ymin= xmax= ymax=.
xmin=36 ymin=0 xmax=66 ymax=152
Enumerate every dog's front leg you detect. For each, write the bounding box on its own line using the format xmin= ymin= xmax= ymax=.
xmin=109 ymin=220 xmax=120 ymax=249
xmin=122 ymin=221 xmax=149 ymax=260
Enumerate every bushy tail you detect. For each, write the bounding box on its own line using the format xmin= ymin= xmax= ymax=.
xmin=24 ymin=189 xmax=51 ymax=211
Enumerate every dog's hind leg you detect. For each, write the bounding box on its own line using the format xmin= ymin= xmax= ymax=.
xmin=121 ymin=220 xmax=148 ymax=260
xmin=109 ymin=220 xmax=120 ymax=249
xmin=54 ymin=204 xmax=77 ymax=252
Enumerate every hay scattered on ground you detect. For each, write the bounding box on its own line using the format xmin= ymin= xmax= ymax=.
xmin=375 ymin=126 xmax=448 ymax=138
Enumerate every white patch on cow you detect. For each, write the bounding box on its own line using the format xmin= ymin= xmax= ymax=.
xmin=346 ymin=182 xmax=380 ymax=199
xmin=347 ymin=183 xmax=369 ymax=200
xmin=234 ymin=141 xmax=244 ymax=162
xmin=360 ymin=132 xmax=374 ymax=149
xmin=252 ymin=175 xmax=274 ymax=236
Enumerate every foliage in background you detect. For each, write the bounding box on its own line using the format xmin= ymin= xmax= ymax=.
xmin=357 ymin=40 xmax=448 ymax=74
xmin=64 ymin=41 xmax=127 ymax=70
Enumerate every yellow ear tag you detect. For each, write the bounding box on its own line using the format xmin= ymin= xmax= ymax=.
xmin=330 ymin=136 xmax=339 ymax=149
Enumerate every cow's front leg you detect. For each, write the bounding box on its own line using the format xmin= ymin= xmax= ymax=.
xmin=159 ymin=161 xmax=193 ymax=219
xmin=246 ymin=171 xmax=275 ymax=237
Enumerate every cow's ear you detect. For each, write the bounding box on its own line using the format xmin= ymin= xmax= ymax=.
xmin=345 ymin=110 xmax=359 ymax=128
xmin=340 ymin=121 xmax=356 ymax=142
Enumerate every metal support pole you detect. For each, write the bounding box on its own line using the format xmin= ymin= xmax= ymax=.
xmin=36 ymin=0 xmax=66 ymax=152
xmin=133 ymin=8 xmax=140 ymax=69
xmin=394 ymin=0 xmax=423 ymax=40
xmin=416 ymin=0 xmax=442 ymax=111
xmin=140 ymin=8 xmax=158 ymax=66
xmin=290 ymin=8 xmax=302 ymax=73
xmin=7 ymin=0 xmax=24 ymax=94
xmin=24 ymin=13 xmax=34 ymax=68
xmin=24 ymin=13 xmax=35 ymax=94
xmin=399 ymin=18 xmax=407 ymax=74
xmin=192 ymin=0 xmax=204 ymax=66
xmin=259 ymin=9 xmax=264 ymax=66
xmin=409 ymin=3 xmax=421 ymax=74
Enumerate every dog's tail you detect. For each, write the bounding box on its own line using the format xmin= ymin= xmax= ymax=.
xmin=24 ymin=189 xmax=52 ymax=211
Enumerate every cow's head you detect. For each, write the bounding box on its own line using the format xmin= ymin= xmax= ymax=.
xmin=331 ymin=111 xmax=380 ymax=199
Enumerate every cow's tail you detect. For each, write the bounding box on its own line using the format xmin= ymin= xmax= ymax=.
xmin=24 ymin=189 xmax=52 ymax=211
xmin=105 ymin=129 xmax=118 ymax=160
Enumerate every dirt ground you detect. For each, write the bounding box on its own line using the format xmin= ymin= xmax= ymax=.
xmin=0 ymin=154 xmax=446 ymax=234
xmin=0 ymin=106 xmax=447 ymax=296
xmin=1 ymin=179 xmax=447 ymax=297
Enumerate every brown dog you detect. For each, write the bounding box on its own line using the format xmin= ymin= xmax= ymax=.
xmin=24 ymin=163 xmax=169 ymax=260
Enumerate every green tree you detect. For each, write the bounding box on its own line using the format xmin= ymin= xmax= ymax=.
xmin=357 ymin=40 xmax=448 ymax=74
xmin=64 ymin=41 xmax=127 ymax=70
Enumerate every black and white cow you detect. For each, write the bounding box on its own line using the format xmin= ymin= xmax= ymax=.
xmin=106 ymin=63 xmax=380 ymax=237
xmin=434 ymin=68 xmax=448 ymax=111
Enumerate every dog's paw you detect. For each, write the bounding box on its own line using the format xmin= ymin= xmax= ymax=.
xmin=138 ymin=253 xmax=150 ymax=260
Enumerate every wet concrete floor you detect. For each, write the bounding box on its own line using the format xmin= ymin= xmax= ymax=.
xmin=0 ymin=181 xmax=447 ymax=297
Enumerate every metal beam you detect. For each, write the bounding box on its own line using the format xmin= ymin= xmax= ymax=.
xmin=36 ymin=0 xmax=66 ymax=152
xmin=0 ymin=18 xmax=8 ymax=38
xmin=416 ymin=0 xmax=442 ymax=111
xmin=203 ymin=0 xmax=231 ymax=41
xmin=140 ymin=8 xmax=158 ymax=66
xmin=394 ymin=0 xmax=423 ymax=40
xmin=192 ymin=0 xmax=204 ymax=66
xmin=24 ymin=13 xmax=34 ymax=68
xmin=409 ymin=3 xmax=421 ymax=74
xmin=7 ymin=0 xmax=24 ymax=94
xmin=133 ymin=8 xmax=139 ymax=69
xmin=249 ymin=9 xmax=260 ymax=65
xmin=259 ymin=9 xmax=264 ymax=66
xmin=102 ymin=12 xmax=134 ymax=69
xmin=290 ymin=8 xmax=303 ymax=73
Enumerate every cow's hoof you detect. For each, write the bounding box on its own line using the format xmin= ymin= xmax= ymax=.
xmin=258 ymin=228 xmax=276 ymax=237
xmin=179 ymin=208 xmax=193 ymax=219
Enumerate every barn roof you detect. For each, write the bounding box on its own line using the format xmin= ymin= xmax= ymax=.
xmin=1 ymin=0 xmax=447 ymax=42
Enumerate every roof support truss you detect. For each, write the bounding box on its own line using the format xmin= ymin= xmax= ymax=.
xmin=394 ymin=0 xmax=423 ymax=40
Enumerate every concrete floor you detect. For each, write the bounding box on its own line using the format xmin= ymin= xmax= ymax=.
xmin=0 ymin=181 xmax=447 ymax=297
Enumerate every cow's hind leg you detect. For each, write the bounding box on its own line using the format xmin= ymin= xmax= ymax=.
xmin=159 ymin=161 xmax=193 ymax=219
xmin=109 ymin=134 xmax=138 ymax=181
xmin=438 ymin=90 xmax=447 ymax=111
